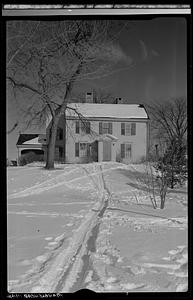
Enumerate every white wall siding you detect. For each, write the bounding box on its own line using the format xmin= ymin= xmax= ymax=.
xmin=65 ymin=119 xmax=98 ymax=163
xmin=115 ymin=122 xmax=147 ymax=163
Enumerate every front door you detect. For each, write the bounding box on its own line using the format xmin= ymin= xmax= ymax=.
xmin=103 ymin=141 xmax=111 ymax=161
xmin=91 ymin=141 xmax=98 ymax=162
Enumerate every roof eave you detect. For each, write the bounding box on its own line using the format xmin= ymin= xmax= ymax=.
xmin=66 ymin=116 xmax=149 ymax=121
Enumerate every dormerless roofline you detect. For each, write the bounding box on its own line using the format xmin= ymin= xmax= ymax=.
xmin=66 ymin=116 xmax=149 ymax=122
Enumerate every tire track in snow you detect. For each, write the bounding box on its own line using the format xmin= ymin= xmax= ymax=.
xmin=9 ymin=164 xmax=111 ymax=293
xmin=8 ymin=167 xmax=81 ymax=199
xmin=8 ymin=164 xmax=124 ymax=199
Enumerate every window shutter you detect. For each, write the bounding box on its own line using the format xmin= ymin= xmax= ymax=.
xmin=75 ymin=121 xmax=79 ymax=134
xmin=121 ymin=123 xmax=125 ymax=135
xmin=86 ymin=122 xmax=90 ymax=134
xmin=87 ymin=144 xmax=90 ymax=157
xmin=59 ymin=147 xmax=63 ymax=158
xmin=109 ymin=123 xmax=113 ymax=134
xmin=131 ymin=123 xmax=136 ymax=135
xmin=59 ymin=128 xmax=63 ymax=140
xmin=99 ymin=122 xmax=103 ymax=134
xmin=121 ymin=144 xmax=125 ymax=158
xmin=75 ymin=143 xmax=79 ymax=157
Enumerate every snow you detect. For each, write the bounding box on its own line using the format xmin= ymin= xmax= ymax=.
xmin=66 ymin=103 xmax=148 ymax=119
xmin=22 ymin=137 xmax=42 ymax=145
xmin=7 ymin=162 xmax=188 ymax=293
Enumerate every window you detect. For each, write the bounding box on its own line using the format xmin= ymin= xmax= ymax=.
xmin=57 ymin=128 xmax=63 ymax=140
xmin=126 ymin=123 xmax=131 ymax=136
xmin=121 ymin=123 xmax=125 ymax=135
xmin=75 ymin=121 xmax=80 ymax=134
xmin=75 ymin=142 xmax=90 ymax=157
xmin=131 ymin=123 xmax=136 ymax=135
xmin=121 ymin=143 xmax=132 ymax=159
xmin=125 ymin=143 xmax=132 ymax=158
xmin=99 ymin=122 xmax=113 ymax=134
xmin=75 ymin=142 xmax=79 ymax=157
xmin=59 ymin=147 xmax=63 ymax=158
xmin=75 ymin=121 xmax=90 ymax=134
xmin=121 ymin=123 xmax=136 ymax=136
xmin=80 ymin=143 xmax=88 ymax=157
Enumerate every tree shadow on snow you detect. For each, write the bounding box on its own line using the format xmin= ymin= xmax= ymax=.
xmin=167 ymin=189 xmax=187 ymax=194
xmin=126 ymin=181 xmax=160 ymax=196
xmin=117 ymin=168 xmax=146 ymax=182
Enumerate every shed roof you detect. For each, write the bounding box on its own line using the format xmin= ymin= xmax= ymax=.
xmin=66 ymin=103 xmax=149 ymax=119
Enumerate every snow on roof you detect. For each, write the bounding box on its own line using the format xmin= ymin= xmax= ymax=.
xmin=66 ymin=103 xmax=148 ymax=119
xmin=16 ymin=134 xmax=39 ymax=145
xmin=97 ymin=134 xmax=119 ymax=142
xmin=23 ymin=137 xmax=42 ymax=145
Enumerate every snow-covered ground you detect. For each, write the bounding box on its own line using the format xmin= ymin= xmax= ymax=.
xmin=7 ymin=162 xmax=188 ymax=293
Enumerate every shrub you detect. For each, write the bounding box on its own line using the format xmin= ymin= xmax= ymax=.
xmin=155 ymin=138 xmax=187 ymax=189
xmin=19 ymin=151 xmax=44 ymax=166
xmin=153 ymin=138 xmax=187 ymax=209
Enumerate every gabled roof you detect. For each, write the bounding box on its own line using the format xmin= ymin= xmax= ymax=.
xmin=16 ymin=134 xmax=39 ymax=146
xmin=66 ymin=103 xmax=149 ymax=119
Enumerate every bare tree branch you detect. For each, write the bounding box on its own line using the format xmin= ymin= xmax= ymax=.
xmin=7 ymin=20 xmax=129 ymax=168
xmin=7 ymin=21 xmax=40 ymax=67
xmin=7 ymin=122 xmax=18 ymax=134
xmin=146 ymin=97 xmax=187 ymax=148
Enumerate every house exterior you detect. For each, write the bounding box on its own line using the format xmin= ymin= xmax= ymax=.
xmin=46 ymin=102 xmax=150 ymax=164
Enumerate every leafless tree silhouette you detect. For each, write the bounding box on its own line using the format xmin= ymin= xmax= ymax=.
xmin=7 ymin=20 xmax=131 ymax=168
xmin=146 ymin=97 xmax=187 ymax=145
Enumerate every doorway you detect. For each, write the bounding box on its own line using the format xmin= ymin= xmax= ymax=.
xmin=103 ymin=141 xmax=111 ymax=161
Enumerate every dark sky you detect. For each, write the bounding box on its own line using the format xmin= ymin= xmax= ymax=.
xmin=86 ymin=17 xmax=187 ymax=101
xmin=7 ymin=17 xmax=187 ymax=160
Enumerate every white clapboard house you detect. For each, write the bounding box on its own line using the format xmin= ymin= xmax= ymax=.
xmin=46 ymin=95 xmax=150 ymax=164
xmin=17 ymin=94 xmax=150 ymax=164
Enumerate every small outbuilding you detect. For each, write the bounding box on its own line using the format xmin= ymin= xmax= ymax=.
xmin=16 ymin=134 xmax=46 ymax=164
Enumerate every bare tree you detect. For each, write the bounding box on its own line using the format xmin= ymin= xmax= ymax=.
xmin=146 ymin=97 xmax=187 ymax=145
xmin=7 ymin=20 xmax=130 ymax=169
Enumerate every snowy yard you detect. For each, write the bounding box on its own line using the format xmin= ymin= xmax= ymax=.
xmin=7 ymin=162 xmax=188 ymax=293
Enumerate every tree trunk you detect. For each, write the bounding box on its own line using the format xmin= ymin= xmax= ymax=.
xmin=45 ymin=120 xmax=59 ymax=169
xmin=170 ymin=161 xmax=174 ymax=189
xmin=160 ymin=197 xmax=165 ymax=209
xmin=160 ymin=182 xmax=167 ymax=209
xmin=63 ymin=110 xmax=66 ymax=163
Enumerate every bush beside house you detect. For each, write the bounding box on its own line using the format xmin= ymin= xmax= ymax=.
xmin=19 ymin=151 xmax=44 ymax=166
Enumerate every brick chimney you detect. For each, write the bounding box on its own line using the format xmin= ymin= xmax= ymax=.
xmin=86 ymin=92 xmax=93 ymax=103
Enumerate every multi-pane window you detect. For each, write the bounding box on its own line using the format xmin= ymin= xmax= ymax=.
xmin=57 ymin=128 xmax=63 ymax=140
xmin=121 ymin=143 xmax=132 ymax=159
xmin=75 ymin=121 xmax=90 ymax=134
xmin=125 ymin=143 xmax=132 ymax=158
xmin=75 ymin=142 xmax=90 ymax=157
xmin=121 ymin=123 xmax=136 ymax=136
xmin=99 ymin=122 xmax=113 ymax=134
